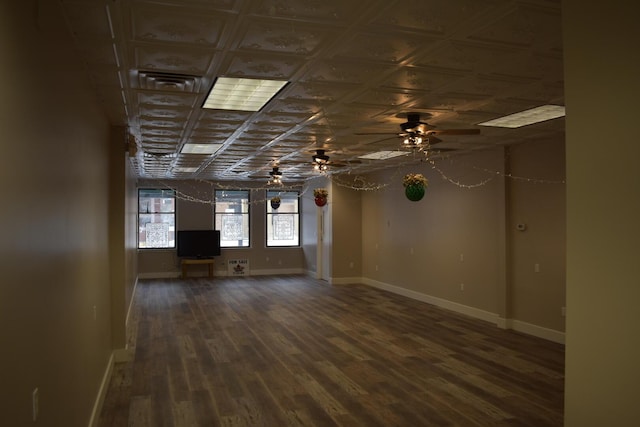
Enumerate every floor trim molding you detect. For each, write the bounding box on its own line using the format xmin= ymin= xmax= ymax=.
xmin=361 ymin=277 xmax=565 ymax=344
xmin=88 ymin=352 xmax=114 ymax=427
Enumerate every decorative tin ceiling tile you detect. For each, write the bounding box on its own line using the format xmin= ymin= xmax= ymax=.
xmin=60 ymin=0 xmax=564 ymax=180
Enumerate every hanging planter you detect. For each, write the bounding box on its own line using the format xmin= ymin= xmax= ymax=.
xmin=313 ymin=188 xmax=328 ymax=207
xmin=403 ymin=173 xmax=428 ymax=201
xmin=270 ymin=196 xmax=281 ymax=210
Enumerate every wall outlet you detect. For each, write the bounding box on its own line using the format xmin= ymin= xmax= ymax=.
xmin=534 ymin=263 xmax=540 ymax=273
xmin=32 ymin=388 xmax=39 ymax=421
xmin=460 ymin=283 xmax=464 ymax=291
xmin=93 ymin=305 xmax=97 ymax=320
xmin=460 ymin=253 xmax=464 ymax=262
xmin=349 ymin=261 xmax=354 ymax=269
xmin=375 ymin=264 xmax=379 ymax=271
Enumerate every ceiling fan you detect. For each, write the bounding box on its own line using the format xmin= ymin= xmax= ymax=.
xmin=357 ymin=112 xmax=480 ymax=151
xmin=310 ymin=149 xmax=352 ymax=172
xmin=249 ymin=165 xmax=285 ymax=184
xmin=268 ymin=166 xmax=283 ymax=184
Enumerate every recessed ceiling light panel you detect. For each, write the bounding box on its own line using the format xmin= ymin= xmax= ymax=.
xmin=478 ymin=105 xmax=565 ymax=128
xmin=358 ymin=151 xmax=408 ymax=160
xmin=203 ymin=77 xmax=288 ymax=111
xmin=181 ymin=143 xmax=223 ymax=154
xmin=173 ymin=166 xmax=199 ymax=173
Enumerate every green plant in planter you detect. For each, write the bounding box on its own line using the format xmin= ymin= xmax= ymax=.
xmin=403 ymin=173 xmax=428 ymax=201
xmin=270 ymin=196 xmax=281 ymax=209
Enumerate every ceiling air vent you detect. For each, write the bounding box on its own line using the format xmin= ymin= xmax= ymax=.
xmin=135 ymin=70 xmax=201 ymax=93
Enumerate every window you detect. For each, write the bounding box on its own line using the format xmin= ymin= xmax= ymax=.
xmin=215 ymin=190 xmax=250 ymax=247
xmin=266 ymin=190 xmax=299 ymax=247
xmin=138 ymin=188 xmax=176 ymax=249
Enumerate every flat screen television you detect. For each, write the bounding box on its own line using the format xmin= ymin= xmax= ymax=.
xmin=177 ymin=230 xmax=221 ymax=258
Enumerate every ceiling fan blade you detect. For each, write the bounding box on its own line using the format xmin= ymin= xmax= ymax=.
xmin=427 ymin=135 xmax=443 ymax=145
xmin=430 ymin=128 xmax=480 ymax=135
xmin=330 ymin=158 xmax=362 ymax=167
xmin=364 ymin=136 xmax=399 ymax=145
xmin=355 ymin=132 xmax=398 ymax=135
xmin=427 ymin=147 xmax=456 ymax=152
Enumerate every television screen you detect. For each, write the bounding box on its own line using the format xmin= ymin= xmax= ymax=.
xmin=177 ymin=230 xmax=221 ymax=258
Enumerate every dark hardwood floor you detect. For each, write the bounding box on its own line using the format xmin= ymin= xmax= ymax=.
xmin=98 ymin=275 xmax=564 ymax=426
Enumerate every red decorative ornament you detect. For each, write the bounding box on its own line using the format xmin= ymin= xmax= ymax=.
xmin=315 ymin=196 xmax=327 ymax=207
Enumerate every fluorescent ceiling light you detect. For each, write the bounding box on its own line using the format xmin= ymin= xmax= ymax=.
xmin=358 ymin=151 xmax=408 ymax=160
xmin=181 ymin=143 xmax=223 ymax=154
xmin=173 ymin=166 xmax=199 ymax=173
xmin=478 ymin=105 xmax=565 ymax=128
xmin=203 ymin=77 xmax=288 ymax=111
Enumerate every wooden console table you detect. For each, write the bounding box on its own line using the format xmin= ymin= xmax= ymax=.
xmin=181 ymin=258 xmax=214 ymax=278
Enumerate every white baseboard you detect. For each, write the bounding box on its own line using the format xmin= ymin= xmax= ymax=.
xmin=361 ymin=277 xmax=565 ymax=344
xmin=362 ymin=278 xmax=497 ymax=324
xmin=88 ymin=352 xmax=114 ymax=427
xmin=330 ymin=276 xmax=364 ymax=285
xmin=498 ymin=318 xmax=565 ymax=344
xmin=125 ymin=277 xmax=138 ymax=327
xmin=224 ymin=268 xmax=305 ymax=277
xmin=90 ymin=278 xmax=139 ymax=426
xmin=138 ymin=271 xmax=180 ymax=279
xmin=138 ymin=268 xmax=306 ymax=280
xmin=88 ymin=347 xmax=133 ymax=427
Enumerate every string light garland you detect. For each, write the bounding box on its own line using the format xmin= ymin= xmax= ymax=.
xmin=157 ymin=180 xmax=313 ymax=206
xmin=151 ymin=153 xmax=565 ymax=204
xmin=429 ymin=162 xmax=496 ymax=189
xmin=473 ymin=167 xmax=566 ymax=184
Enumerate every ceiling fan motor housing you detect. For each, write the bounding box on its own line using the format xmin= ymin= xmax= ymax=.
xmin=401 ymin=113 xmax=429 ymax=134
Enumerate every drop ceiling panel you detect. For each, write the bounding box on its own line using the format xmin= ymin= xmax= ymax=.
xmin=223 ymin=53 xmax=306 ymax=79
xmin=130 ymin=4 xmax=230 ymax=46
xmin=57 ymin=0 xmax=564 ymax=181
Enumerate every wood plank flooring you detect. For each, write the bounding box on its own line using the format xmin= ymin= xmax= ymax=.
xmin=98 ymin=275 xmax=564 ymax=426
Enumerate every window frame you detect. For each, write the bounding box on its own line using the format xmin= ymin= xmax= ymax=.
xmin=214 ymin=189 xmax=251 ymax=248
xmin=137 ymin=188 xmax=176 ymax=250
xmin=266 ymin=190 xmax=300 ymax=248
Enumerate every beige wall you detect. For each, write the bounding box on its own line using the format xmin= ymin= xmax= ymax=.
xmin=109 ymin=127 xmax=139 ymax=349
xmin=124 ymin=153 xmax=139 ymax=329
xmin=330 ymin=183 xmax=362 ymax=281
xmin=0 ymin=2 xmax=114 ymax=426
xmin=304 ymin=176 xmax=332 ymax=280
xmin=301 ymin=179 xmax=322 ymax=275
xmin=138 ymin=180 xmax=305 ymax=277
xmin=359 ymin=145 xmax=565 ymax=339
xmin=129 ymin=109 xmax=565 ymax=345
xmin=508 ymin=140 xmax=566 ymax=332
xmin=563 ymin=1 xmax=640 ymax=425
xmin=361 ymin=150 xmax=506 ymax=313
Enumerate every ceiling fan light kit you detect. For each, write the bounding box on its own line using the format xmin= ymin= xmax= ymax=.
xmin=403 ymin=135 xmax=424 ymax=146
xmin=268 ymin=166 xmax=283 ymax=185
xmin=312 ymin=149 xmax=333 ymax=172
